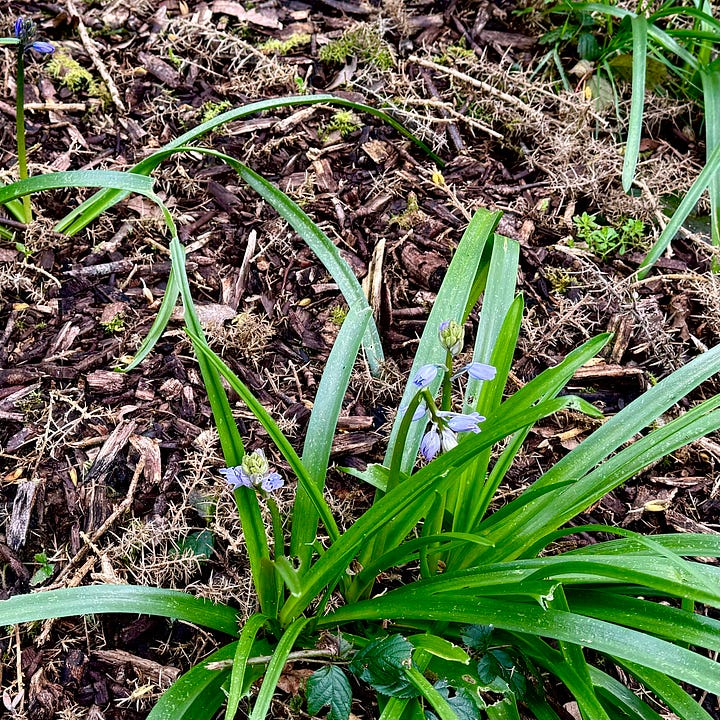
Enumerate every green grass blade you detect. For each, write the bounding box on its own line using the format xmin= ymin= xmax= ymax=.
xmin=568 ymin=532 xmax=720 ymax=557
xmin=404 ymin=666 xmax=459 ymax=720
xmin=623 ymin=14 xmax=648 ymax=192
xmin=228 ymin=157 xmax=384 ymax=373
xmin=384 ymin=208 xmax=501 ymax=474
xmin=570 ymin=592 xmax=720 ymax=651
xmin=248 ymin=617 xmax=310 ymax=720
xmin=291 ymin=306 xmax=372 ymax=568
xmin=464 ymin=235 xmax=520 ymax=412
xmin=148 ymin=641 xmax=236 ymax=720
xmin=638 ymin=137 xmax=720 ymax=277
xmin=124 ymin=266 xmax=180 ymax=371
xmin=225 ymin=614 xmax=268 ymax=720
xmin=0 ymin=585 xmax=238 ymax=635
xmin=150 ymin=145 xmax=384 ymax=373
xmin=587 ymin=667 xmax=664 ymax=720
xmin=55 ymin=94 xmax=441 ymax=236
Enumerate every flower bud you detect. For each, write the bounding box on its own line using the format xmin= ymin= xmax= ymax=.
xmin=438 ymin=320 xmax=464 ymax=356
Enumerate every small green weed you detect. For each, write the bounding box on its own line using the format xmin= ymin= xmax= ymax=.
xmin=330 ymin=305 xmax=348 ymax=325
xmin=29 ymin=552 xmax=54 ymax=587
xmin=101 ymin=313 xmax=126 ymax=334
xmin=571 ymin=212 xmax=646 ymax=260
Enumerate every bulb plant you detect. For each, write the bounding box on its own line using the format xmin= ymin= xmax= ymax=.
xmin=1 ymin=15 xmax=720 ymax=720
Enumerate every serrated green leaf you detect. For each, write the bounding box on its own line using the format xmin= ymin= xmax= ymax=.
xmin=307 ymin=666 xmax=352 ymax=720
xmin=427 ymin=681 xmax=481 ymax=720
xmin=461 ymin=625 xmax=494 ymax=653
xmin=350 ymin=635 xmax=417 ymax=699
xmin=476 ymin=650 xmax=526 ymax=699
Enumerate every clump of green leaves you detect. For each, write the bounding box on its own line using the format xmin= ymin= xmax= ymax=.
xmin=319 ymin=23 xmax=394 ymax=69
xmin=329 ymin=305 xmax=348 ymax=325
xmin=433 ymin=38 xmax=476 ymax=65
xmin=259 ymin=33 xmax=310 ymax=55
xmin=321 ymin=110 xmax=362 ymax=139
xmin=571 ymin=211 xmax=646 ymax=259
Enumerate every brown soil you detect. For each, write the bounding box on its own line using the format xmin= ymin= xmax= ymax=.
xmin=0 ymin=1 xmax=718 ymax=718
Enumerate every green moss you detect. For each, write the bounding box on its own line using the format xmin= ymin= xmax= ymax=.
xmin=319 ymin=23 xmax=394 ymax=70
xmin=330 ymin=305 xmax=348 ymax=325
xmin=320 ymin=110 xmax=362 ymax=139
xmin=201 ymin=100 xmax=232 ymax=123
xmin=47 ymin=49 xmax=95 ymax=92
xmin=259 ymin=33 xmax=311 ymax=55
xmin=47 ymin=49 xmax=110 ymax=106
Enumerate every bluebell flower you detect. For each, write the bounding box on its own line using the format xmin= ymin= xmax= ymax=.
xmin=420 ymin=424 xmax=442 ymax=461
xmin=220 ymin=448 xmax=284 ymax=493
xmin=461 ymin=362 xmax=497 ymax=382
xmin=412 ymin=363 xmax=442 ymax=389
xmin=13 ymin=18 xmax=54 ymax=54
xmin=219 ymin=465 xmax=253 ymax=489
xmin=437 ymin=410 xmax=485 ymax=433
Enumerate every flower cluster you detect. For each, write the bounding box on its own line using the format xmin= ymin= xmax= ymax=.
xmin=408 ymin=321 xmax=497 ymax=462
xmin=14 ymin=18 xmax=54 ymax=54
xmin=220 ymin=449 xmax=283 ymax=493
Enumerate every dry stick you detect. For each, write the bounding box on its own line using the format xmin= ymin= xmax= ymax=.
xmin=418 ymin=66 xmax=465 ymax=153
xmin=401 ymin=97 xmax=503 ymax=140
xmin=66 ymin=0 xmax=126 ymax=113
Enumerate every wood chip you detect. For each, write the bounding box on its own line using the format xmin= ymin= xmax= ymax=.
xmin=210 ymin=1 xmax=283 ymax=29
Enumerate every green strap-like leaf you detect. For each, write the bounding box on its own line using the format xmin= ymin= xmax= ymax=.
xmin=0 ymin=585 xmax=238 ymax=635
xmin=622 ymin=14 xmax=648 ymax=192
xmin=55 ymin=94 xmax=441 ymax=237
xmin=225 ymin=614 xmax=268 ymax=720
xmin=291 ymin=306 xmax=373 ymax=568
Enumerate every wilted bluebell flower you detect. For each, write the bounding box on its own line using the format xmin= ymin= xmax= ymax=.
xmin=13 ymin=18 xmax=54 ymax=54
xmin=220 ymin=448 xmax=283 ymax=493
xmin=438 ymin=320 xmax=464 ymax=356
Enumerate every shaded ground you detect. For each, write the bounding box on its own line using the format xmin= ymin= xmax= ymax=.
xmin=0 ymin=0 xmax=719 ymax=718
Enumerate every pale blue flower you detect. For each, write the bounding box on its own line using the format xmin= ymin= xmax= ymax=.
xmin=412 ymin=363 xmax=441 ymax=389
xmin=420 ymin=424 xmax=442 ymax=461
xmin=437 ymin=410 xmax=485 ymax=433
xmin=219 ymin=465 xmax=253 ymax=489
xmin=462 ymin=362 xmax=497 ymax=382
xmin=438 ymin=320 xmax=464 ymax=356
xmin=220 ymin=448 xmax=283 ymax=493
xmin=440 ymin=426 xmax=458 ymax=452
xmin=261 ymin=472 xmax=284 ymax=492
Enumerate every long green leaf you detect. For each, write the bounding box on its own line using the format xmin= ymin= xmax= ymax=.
xmin=291 ymin=306 xmax=372 ymax=568
xmin=0 ymin=585 xmax=238 ymax=635
xmin=55 ymin=94 xmax=441 ymax=237
xmin=623 ymin=14 xmax=648 ymax=192
xmin=383 ymin=209 xmax=501 ymax=474
xmin=638 ymin=139 xmax=720 ymax=277
xmin=0 ymin=170 xmax=155 ymax=205
xmin=189 ymin=333 xmax=340 ymax=543
xmin=248 ymin=617 xmax=310 ymax=720
xmin=225 ymin=614 xmax=268 ymax=720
